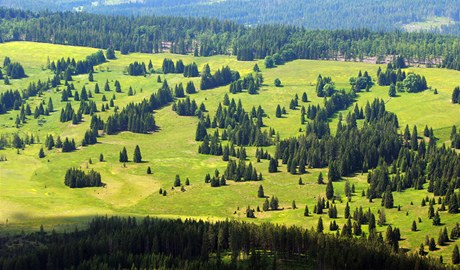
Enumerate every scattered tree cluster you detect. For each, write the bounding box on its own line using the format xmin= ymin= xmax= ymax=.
xmin=3 ymin=57 xmax=26 ymax=79
xmin=200 ymin=65 xmax=240 ymax=90
xmin=229 ymin=73 xmax=263 ymax=94
xmin=349 ymin=70 xmax=373 ymax=92
xmin=64 ymin=168 xmax=102 ymax=188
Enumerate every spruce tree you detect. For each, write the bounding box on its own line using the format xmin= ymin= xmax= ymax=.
xmin=433 ymin=211 xmax=441 ymax=226
xmin=263 ymin=198 xmax=269 ymax=211
xmin=174 ymin=175 xmax=181 ymax=187
xmin=119 ymin=147 xmax=128 ymax=162
xmin=384 ymin=185 xmax=394 ymax=209
xmin=275 ymin=104 xmax=282 ymax=118
xmin=195 ymin=121 xmax=208 ymax=141
xmin=326 ymin=180 xmax=334 ymax=200
xmin=317 ymin=172 xmax=324 ymax=184
xmin=453 ymin=245 xmax=460 ymax=264
xmin=268 ymin=158 xmax=278 ymax=173
xmin=38 ymin=147 xmax=45 ymax=158
xmin=317 ymin=217 xmax=324 ymax=233
xmin=258 ymin=185 xmax=264 ymax=198
xmin=133 ymin=145 xmax=142 ymax=163
xmin=47 ymin=97 xmax=54 ymax=112
xmin=304 ymin=205 xmax=309 ymax=216
xmin=147 ymin=166 xmax=152 ymax=174
xmin=411 ymin=220 xmax=417 ymax=231
xmin=448 ymin=194 xmax=459 ymax=214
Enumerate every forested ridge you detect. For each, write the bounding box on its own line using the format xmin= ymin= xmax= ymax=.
xmin=2 ymin=0 xmax=460 ymax=35
xmin=1 ymin=8 xmax=460 ymax=69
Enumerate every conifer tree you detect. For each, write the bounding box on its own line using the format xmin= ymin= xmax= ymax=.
xmin=47 ymin=97 xmax=53 ymax=112
xmin=317 ymin=217 xmax=324 ymax=233
xmin=263 ymin=198 xmax=269 ymax=211
xmin=449 ymin=194 xmax=459 ymax=214
xmin=268 ymin=158 xmax=278 ymax=173
xmin=258 ymin=185 xmax=264 ymax=198
xmin=326 ymin=180 xmax=334 ymax=200
xmin=275 ymin=104 xmax=282 ymax=118
xmin=411 ymin=220 xmax=417 ymax=231
xmin=133 ymin=145 xmax=142 ymax=163
xmin=453 ymin=245 xmax=460 ymax=264
xmin=304 ymin=205 xmax=309 ymax=216
xmin=174 ymin=175 xmax=181 ymax=187
xmin=317 ymin=172 xmax=324 ymax=184
xmin=383 ymin=185 xmax=394 ymax=209
xmin=38 ymin=147 xmax=45 ymax=158
xmin=119 ymin=147 xmax=128 ymax=162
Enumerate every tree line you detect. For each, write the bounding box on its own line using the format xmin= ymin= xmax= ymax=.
xmin=0 ymin=215 xmax=448 ymax=269
xmin=3 ymin=8 xmax=460 ymax=70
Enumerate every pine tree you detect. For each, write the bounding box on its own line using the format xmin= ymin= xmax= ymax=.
xmin=453 ymin=245 xmax=460 ymax=264
xmin=328 ymin=162 xmax=340 ymax=182
xmin=411 ymin=220 xmax=417 ymax=231
xmin=133 ymin=145 xmax=142 ymax=163
xmin=147 ymin=166 xmax=152 ymax=174
xmin=258 ymin=185 xmax=264 ymax=198
xmin=448 ymin=194 xmax=459 ymax=214
xmin=268 ymin=158 xmax=278 ymax=173
xmin=275 ymin=104 xmax=282 ymax=118
xmin=119 ymin=147 xmax=128 ymax=162
xmin=263 ymin=198 xmax=269 ymax=211
xmin=88 ymin=71 xmax=94 ymax=82
xmin=195 ymin=121 xmax=208 ymax=141
xmin=433 ymin=211 xmax=441 ymax=226
xmin=317 ymin=217 xmax=324 ymax=233
xmin=419 ymin=243 xmax=425 ymax=256
xmin=326 ymin=180 xmax=334 ymax=200
xmin=38 ymin=147 xmax=45 ymax=158
xmin=429 ymin=238 xmax=436 ymax=251
xmin=317 ymin=172 xmax=324 ymax=184
xmin=388 ymin=83 xmax=396 ymax=97
xmin=344 ymin=202 xmax=350 ymax=218
xmin=47 ymin=97 xmax=54 ymax=112
xmin=270 ymin=196 xmax=279 ymax=210
xmin=174 ymin=175 xmax=181 ymax=187
xmin=304 ymin=205 xmax=309 ymax=216
xmin=99 ymin=153 xmax=104 ymax=162
xmin=383 ymin=185 xmax=394 ymax=209
xmin=292 ymin=200 xmax=296 ymax=209
xmin=301 ymin=92 xmax=308 ymax=102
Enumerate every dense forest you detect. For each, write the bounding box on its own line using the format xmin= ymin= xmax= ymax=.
xmin=1 ymin=8 xmax=460 ymax=69
xmin=0 ymin=216 xmax=447 ymax=270
xmin=2 ymin=0 xmax=460 ymax=35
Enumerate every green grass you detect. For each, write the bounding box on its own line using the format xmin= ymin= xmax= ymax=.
xmin=403 ymin=17 xmax=456 ymax=32
xmin=0 ymin=41 xmax=459 ymax=262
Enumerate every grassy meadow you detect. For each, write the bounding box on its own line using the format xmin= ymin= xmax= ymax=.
xmin=0 ymin=41 xmax=459 ymax=261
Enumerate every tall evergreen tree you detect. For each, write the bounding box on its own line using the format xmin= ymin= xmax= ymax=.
xmin=326 ymin=180 xmax=334 ymax=200
xmin=258 ymin=185 xmax=265 ymax=198
xmin=133 ymin=145 xmax=142 ymax=163
xmin=119 ymin=147 xmax=128 ymax=162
